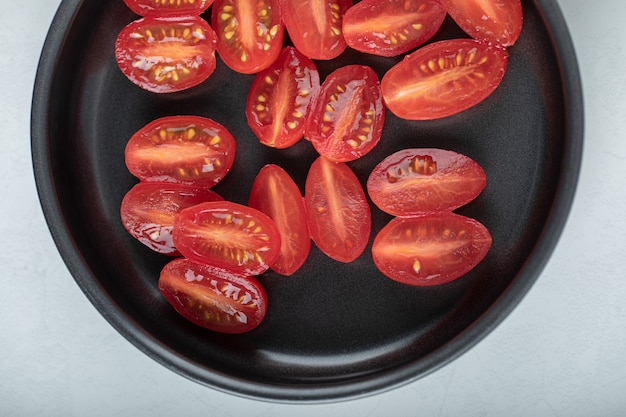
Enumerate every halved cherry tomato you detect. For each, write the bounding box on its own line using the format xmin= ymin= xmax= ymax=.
xmin=372 ymin=213 xmax=492 ymax=286
xmin=439 ymin=0 xmax=523 ymax=47
xmin=246 ymin=47 xmax=320 ymax=149
xmin=211 ymin=0 xmax=284 ymax=74
xmin=249 ymin=164 xmax=310 ymax=276
xmin=305 ymin=156 xmax=371 ymax=263
xmin=115 ymin=16 xmax=217 ymax=93
xmin=158 ymin=258 xmax=268 ymax=333
xmin=305 ymin=65 xmax=384 ymax=162
xmin=120 ymin=182 xmax=223 ymax=255
xmin=342 ymin=0 xmax=446 ymax=57
xmin=367 ymin=148 xmax=486 ymax=216
xmin=279 ymin=0 xmax=351 ymax=60
xmin=381 ymin=39 xmax=508 ymax=120
xmin=173 ymin=201 xmax=281 ymax=275
xmin=123 ymin=0 xmax=214 ymax=17
xmin=125 ymin=115 xmax=236 ymax=188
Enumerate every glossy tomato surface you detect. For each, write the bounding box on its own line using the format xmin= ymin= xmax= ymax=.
xmin=123 ymin=0 xmax=214 ymax=16
xmin=211 ymin=0 xmax=284 ymax=74
xmin=305 ymin=65 xmax=384 ymax=162
xmin=125 ymin=115 xmax=236 ymax=188
xmin=158 ymin=258 xmax=268 ymax=333
xmin=246 ymin=47 xmax=320 ymax=149
xmin=381 ymin=38 xmax=508 ymax=120
xmin=120 ymin=182 xmax=223 ymax=255
xmin=342 ymin=0 xmax=446 ymax=57
xmin=115 ymin=15 xmax=217 ymax=93
xmin=367 ymin=148 xmax=487 ymax=216
xmin=372 ymin=213 xmax=492 ymax=286
xmin=173 ymin=201 xmax=281 ymax=275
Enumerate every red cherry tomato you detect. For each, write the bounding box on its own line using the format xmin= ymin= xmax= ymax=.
xmin=158 ymin=258 xmax=268 ymax=333
xmin=438 ymin=0 xmax=523 ymax=47
xmin=123 ymin=0 xmax=214 ymax=17
xmin=246 ymin=47 xmax=320 ymax=149
xmin=211 ymin=0 xmax=284 ymax=74
xmin=367 ymin=148 xmax=486 ymax=216
xmin=279 ymin=0 xmax=351 ymax=60
xmin=115 ymin=16 xmax=217 ymax=93
xmin=249 ymin=165 xmax=311 ymax=276
xmin=342 ymin=0 xmax=446 ymax=57
xmin=305 ymin=156 xmax=371 ymax=263
xmin=173 ymin=201 xmax=281 ymax=275
xmin=125 ymin=115 xmax=236 ymax=188
xmin=120 ymin=182 xmax=223 ymax=255
xmin=381 ymin=38 xmax=508 ymax=120
xmin=305 ymin=65 xmax=385 ymax=162
xmin=372 ymin=213 xmax=492 ymax=286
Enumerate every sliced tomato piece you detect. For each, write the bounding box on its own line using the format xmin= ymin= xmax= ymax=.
xmin=115 ymin=16 xmax=217 ymax=93
xmin=279 ymin=0 xmax=351 ymax=60
xmin=305 ymin=65 xmax=384 ymax=162
xmin=381 ymin=39 xmax=508 ymax=120
xmin=372 ymin=213 xmax=492 ymax=286
xmin=158 ymin=258 xmax=268 ymax=333
xmin=246 ymin=47 xmax=320 ymax=149
xmin=173 ymin=201 xmax=281 ymax=275
xmin=125 ymin=115 xmax=236 ymax=188
xmin=439 ymin=0 xmax=523 ymax=47
xmin=342 ymin=0 xmax=446 ymax=57
xmin=211 ymin=0 xmax=284 ymax=74
xmin=305 ymin=156 xmax=371 ymax=263
xmin=120 ymin=182 xmax=223 ymax=255
xmin=123 ymin=0 xmax=214 ymax=17
xmin=367 ymin=148 xmax=486 ymax=216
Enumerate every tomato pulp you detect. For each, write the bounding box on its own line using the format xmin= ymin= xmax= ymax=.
xmin=123 ymin=0 xmax=214 ymax=16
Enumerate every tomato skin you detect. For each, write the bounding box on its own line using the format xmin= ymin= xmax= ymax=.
xmin=173 ymin=201 xmax=281 ymax=275
xmin=123 ymin=0 xmax=214 ymax=17
xmin=212 ymin=0 xmax=284 ymax=74
xmin=115 ymin=16 xmax=217 ymax=93
xmin=305 ymin=65 xmax=385 ymax=162
xmin=120 ymin=182 xmax=223 ymax=255
xmin=249 ymin=165 xmax=311 ymax=276
xmin=305 ymin=156 xmax=371 ymax=263
xmin=246 ymin=47 xmax=320 ymax=149
xmin=125 ymin=115 xmax=236 ymax=188
xmin=381 ymin=38 xmax=508 ymax=120
xmin=158 ymin=258 xmax=268 ymax=333
xmin=367 ymin=148 xmax=486 ymax=216
xmin=342 ymin=0 xmax=446 ymax=57
xmin=372 ymin=213 xmax=492 ymax=286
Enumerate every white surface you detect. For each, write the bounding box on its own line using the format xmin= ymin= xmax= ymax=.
xmin=2 ymin=1 xmax=624 ymax=415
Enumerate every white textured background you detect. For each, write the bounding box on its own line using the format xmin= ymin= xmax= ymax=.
xmin=2 ymin=0 xmax=625 ymax=415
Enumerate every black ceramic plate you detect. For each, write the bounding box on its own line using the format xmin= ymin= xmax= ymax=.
xmin=32 ymin=0 xmax=583 ymax=403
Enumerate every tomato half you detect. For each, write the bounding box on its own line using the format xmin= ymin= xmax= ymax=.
xmin=115 ymin=16 xmax=217 ymax=93
xmin=249 ymin=165 xmax=311 ymax=275
xmin=158 ymin=258 xmax=268 ymax=333
xmin=246 ymin=47 xmax=320 ymax=149
xmin=342 ymin=0 xmax=446 ymax=57
xmin=120 ymin=182 xmax=223 ymax=255
xmin=372 ymin=213 xmax=492 ymax=286
xmin=211 ymin=0 xmax=284 ymax=74
xmin=381 ymin=38 xmax=508 ymax=120
xmin=279 ymin=0 xmax=351 ymax=60
xmin=123 ymin=0 xmax=214 ymax=17
xmin=305 ymin=156 xmax=371 ymax=263
xmin=439 ymin=0 xmax=523 ymax=47
xmin=305 ymin=65 xmax=384 ymax=162
xmin=125 ymin=115 xmax=236 ymax=188
xmin=367 ymin=148 xmax=487 ymax=216
xmin=173 ymin=201 xmax=281 ymax=275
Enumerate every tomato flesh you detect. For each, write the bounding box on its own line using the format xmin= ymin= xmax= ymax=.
xmin=123 ymin=0 xmax=214 ymax=17
xmin=305 ymin=65 xmax=384 ymax=162
xmin=372 ymin=213 xmax=492 ymax=286
xmin=125 ymin=115 xmax=236 ymax=188
xmin=158 ymin=258 xmax=268 ymax=333
xmin=381 ymin=38 xmax=508 ymax=120
xmin=115 ymin=16 xmax=217 ymax=93
xmin=342 ymin=0 xmax=446 ymax=57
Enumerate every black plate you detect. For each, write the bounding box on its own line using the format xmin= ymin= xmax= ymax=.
xmin=32 ymin=0 xmax=583 ymax=403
